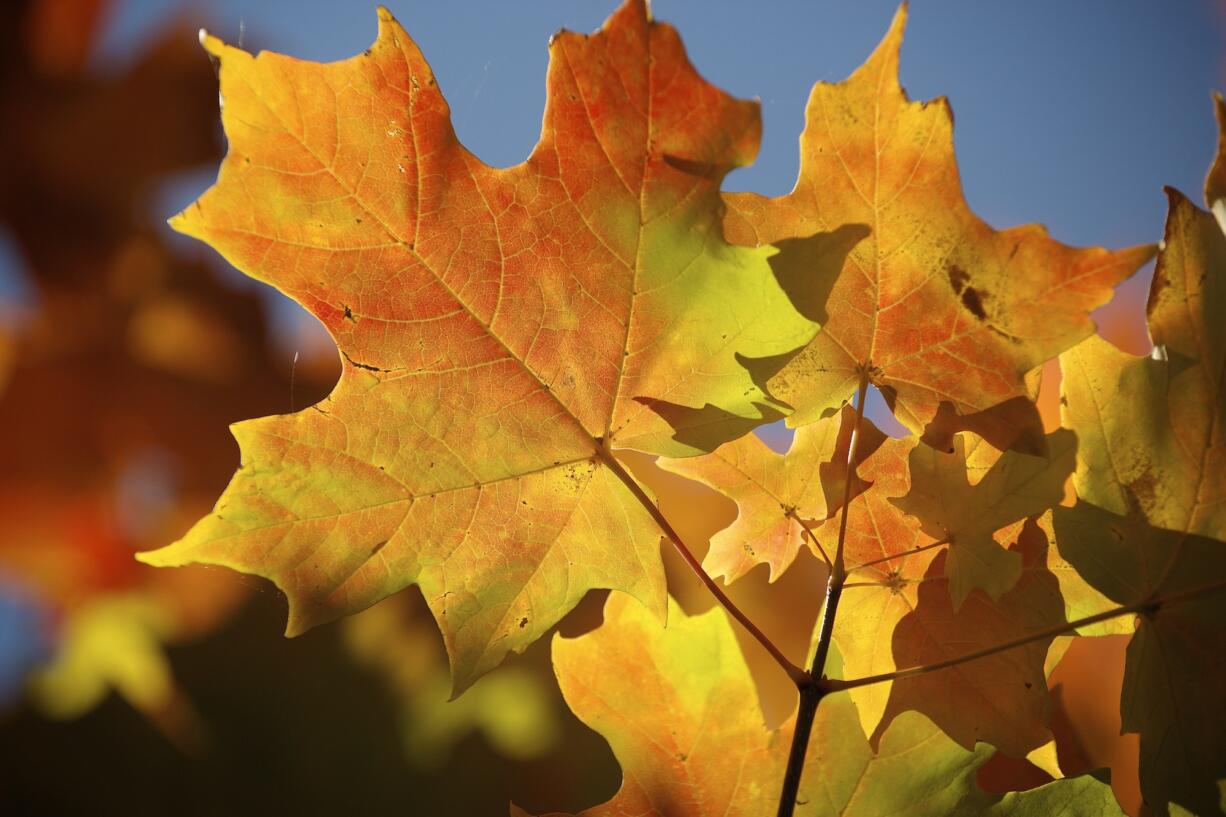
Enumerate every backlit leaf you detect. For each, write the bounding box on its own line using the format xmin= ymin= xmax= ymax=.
xmin=658 ymin=405 xmax=886 ymax=583
xmin=522 ymin=593 xmax=1124 ymax=816
xmin=722 ymin=6 xmax=1153 ymax=435
xmin=137 ymin=0 xmax=820 ymax=692
xmin=1054 ymin=100 xmax=1226 ymax=815
xmin=891 ymin=430 xmax=1075 ymax=608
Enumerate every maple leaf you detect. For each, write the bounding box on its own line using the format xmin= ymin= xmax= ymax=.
xmin=1060 ymin=198 xmax=1223 ymax=535
xmin=1053 ymin=97 xmax=1226 ymax=816
xmin=136 ymin=1 xmax=821 ymax=692
xmin=871 ymin=536 xmax=1064 ymax=759
xmin=1054 ymin=503 xmax=1226 ymax=817
xmin=721 ymin=5 xmax=1154 ymax=436
xmin=520 ymin=593 xmax=1125 ymax=817
xmin=659 ymin=404 xmax=1114 ymax=745
xmin=657 ymin=404 xmax=886 ymax=583
xmin=890 ymin=429 xmax=1075 ymax=608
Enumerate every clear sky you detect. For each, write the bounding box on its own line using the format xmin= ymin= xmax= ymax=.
xmin=95 ymin=0 xmax=1224 ymax=242
xmin=14 ymin=0 xmax=1225 ymax=438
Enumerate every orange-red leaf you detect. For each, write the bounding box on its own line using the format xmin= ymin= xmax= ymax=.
xmin=137 ymin=1 xmax=821 ymax=692
xmin=723 ymin=6 xmax=1154 ymax=436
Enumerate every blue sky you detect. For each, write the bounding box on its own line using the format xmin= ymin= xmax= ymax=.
xmin=12 ymin=0 xmax=1222 ymax=439
xmin=94 ymin=0 xmax=1223 ymax=242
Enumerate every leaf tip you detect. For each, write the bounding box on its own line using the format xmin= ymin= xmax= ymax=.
xmin=373 ymin=5 xmax=412 ymax=51
xmin=134 ymin=545 xmax=179 ymax=568
xmin=198 ymin=29 xmax=226 ymax=58
xmin=882 ymin=2 xmax=909 ymax=54
xmin=283 ymin=615 xmax=310 ymax=640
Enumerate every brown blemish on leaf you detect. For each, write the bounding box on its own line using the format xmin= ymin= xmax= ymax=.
xmin=947 ymin=263 xmax=970 ymax=295
xmin=960 ymin=286 xmax=988 ymax=320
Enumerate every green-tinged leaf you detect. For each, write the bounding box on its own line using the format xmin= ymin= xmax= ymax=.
xmin=1053 ymin=503 xmax=1226 ymax=817
xmin=1054 ymin=98 xmax=1226 ymax=814
xmin=137 ymin=0 xmax=822 ymax=692
xmin=519 ymin=593 xmax=1124 ymax=816
xmin=891 ymin=430 xmax=1076 ymax=608
xmin=658 ymin=406 xmax=886 ymax=583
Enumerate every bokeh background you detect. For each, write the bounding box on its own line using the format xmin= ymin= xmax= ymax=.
xmin=0 ymin=0 xmax=1221 ymax=815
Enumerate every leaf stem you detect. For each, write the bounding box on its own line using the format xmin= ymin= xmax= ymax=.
xmin=596 ymin=442 xmax=809 ymax=687
xmin=776 ymin=370 xmax=870 ymax=817
xmin=790 ymin=510 xmax=833 ymax=568
xmin=821 ymin=574 xmax=1226 ymax=694
xmin=847 ymin=537 xmax=950 ymax=573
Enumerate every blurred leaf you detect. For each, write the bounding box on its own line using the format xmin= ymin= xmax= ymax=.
xmin=342 ymin=593 xmax=561 ymax=768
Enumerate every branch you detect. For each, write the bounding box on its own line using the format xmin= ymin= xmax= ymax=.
xmin=776 ymin=369 xmax=870 ymax=817
xmin=822 ymin=575 xmax=1226 ymax=694
xmin=596 ymin=442 xmax=809 ymax=687
xmin=847 ymin=537 xmax=950 ymax=573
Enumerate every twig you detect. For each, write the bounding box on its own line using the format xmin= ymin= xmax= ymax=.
xmin=596 ymin=441 xmax=809 ymax=687
xmin=776 ymin=369 xmax=870 ymax=817
xmin=847 ymin=537 xmax=950 ymax=573
xmin=821 ymin=575 xmax=1226 ymax=694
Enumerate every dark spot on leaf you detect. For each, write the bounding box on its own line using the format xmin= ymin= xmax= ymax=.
xmin=947 ymin=264 xmax=970 ymax=294
xmin=961 ymin=287 xmax=988 ymax=320
xmin=1124 ymin=467 xmax=1158 ymax=514
xmin=519 ymin=617 xmax=528 ymax=629
xmin=1024 ymin=681 xmax=1032 ymax=689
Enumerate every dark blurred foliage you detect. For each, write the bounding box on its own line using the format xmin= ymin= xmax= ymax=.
xmin=0 ymin=1 xmax=618 ymax=814
xmin=0 ymin=591 xmax=620 ymax=817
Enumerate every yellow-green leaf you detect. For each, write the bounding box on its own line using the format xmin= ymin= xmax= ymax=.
xmin=523 ymin=593 xmax=1124 ymax=816
xmin=658 ymin=405 xmax=886 ymax=583
xmin=891 ymin=430 xmax=1076 ymax=608
xmin=137 ymin=0 xmax=821 ymax=692
xmin=1053 ymin=97 xmax=1226 ymax=815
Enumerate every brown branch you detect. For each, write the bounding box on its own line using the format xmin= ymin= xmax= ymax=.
xmin=596 ymin=441 xmax=809 ymax=687
xmin=776 ymin=370 xmax=870 ymax=817
xmin=821 ymin=575 xmax=1226 ymax=694
xmin=847 ymin=537 xmax=950 ymax=573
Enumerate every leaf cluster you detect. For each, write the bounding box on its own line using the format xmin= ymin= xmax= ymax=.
xmin=143 ymin=2 xmax=1226 ymax=815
